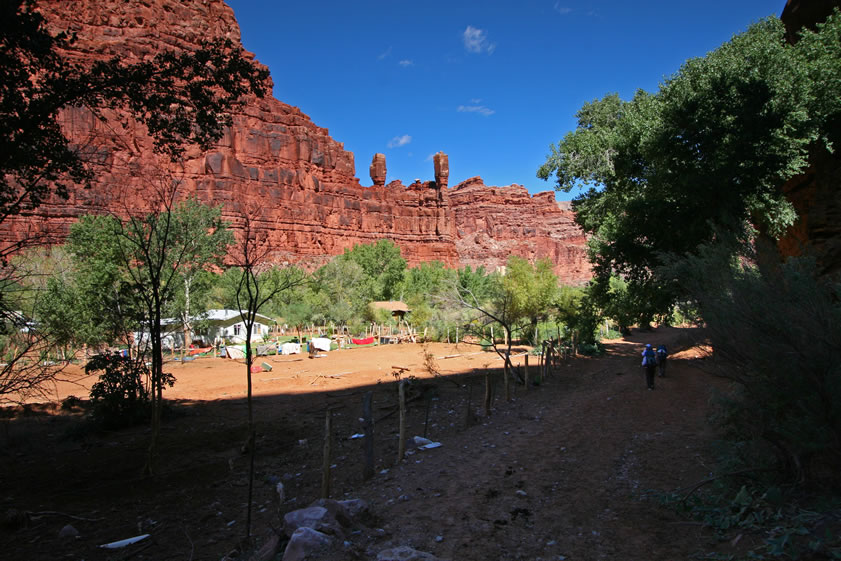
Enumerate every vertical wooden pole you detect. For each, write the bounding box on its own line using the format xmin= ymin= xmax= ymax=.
xmin=484 ymin=373 xmax=492 ymax=416
xmin=362 ymin=392 xmax=374 ymax=480
xmin=423 ymin=394 xmax=432 ymax=438
xmin=503 ymin=359 xmax=511 ymax=402
xmin=455 ymin=327 xmax=459 ymax=344
xmin=396 ymin=380 xmax=407 ymax=464
xmin=465 ymin=381 xmax=474 ymax=427
xmin=447 ymin=327 xmax=450 ymax=344
xmin=524 ymin=354 xmax=530 ymax=390
xmin=321 ymin=409 xmax=333 ymax=499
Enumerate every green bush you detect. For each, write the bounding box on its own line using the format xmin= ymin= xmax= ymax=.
xmin=576 ymin=341 xmax=604 ymax=356
xmin=87 ymin=353 xmax=154 ymax=429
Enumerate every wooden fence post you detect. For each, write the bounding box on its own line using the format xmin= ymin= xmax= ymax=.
xmin=465 ymin=381 xmax=474 ymax=427
xmin=524 ymin=354 xmax=530 ymax=390
xmin=362 ymin=392 xmax=374 ymax=480
xmin=484 ymin=373 xmax=492 ymax=416
xmin=321 ymin=409 xmax=333 ymax=499
xmin=503 ymin=359 xmax=511 ymax=402
xmin=396 ymin=380 xmax=407 ymax=465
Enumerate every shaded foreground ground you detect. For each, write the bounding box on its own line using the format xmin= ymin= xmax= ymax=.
xmin=1 ymin=327 xmax=741 ymax=560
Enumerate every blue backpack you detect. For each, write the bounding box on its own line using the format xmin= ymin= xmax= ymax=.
xmin=643 ymin=349 xmax=656 ymax=365
xmin=657 ymin=346 xmax=667 ymax=360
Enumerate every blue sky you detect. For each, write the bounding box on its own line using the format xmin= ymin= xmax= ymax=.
xmin=226 ymin=0 xmax=785 ymax=200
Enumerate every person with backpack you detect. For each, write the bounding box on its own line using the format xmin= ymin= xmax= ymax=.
xmin=656 ymin=345 xmax=668 ymax=377
xmin=641 ymin=343 xmax=657 ymax=390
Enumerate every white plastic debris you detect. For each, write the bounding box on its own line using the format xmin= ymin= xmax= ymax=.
xmin=99 ymin=534 xmax=150 ymax=549
xmin=419 ymin=442 xmax=442 ymax=450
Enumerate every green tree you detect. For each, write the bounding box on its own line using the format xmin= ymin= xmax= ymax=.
xmin=312 ymin=258 xmax=368 ymax=325
xmin=0 ymin=0 xmax=267 ymax=400
xmin=340 ymin=240 xmax=407 ymax=301
xmin=228 ymin=207 xmax=305 ymax=540
xmin=165 ymin=200 xmax=234 ymax=355
xmin=538 ymin=14 xmax=841 ymax=319
xmin=400 ymin=261 xmax=456 ymax=329
xmin=457 ymin=265 xmax=495 ymax=303
xmin=503 ymin=257 xmax=558 ymax=344
xmin=447 ymin=258 xmax=557 ymax=395
xmin=65 ymin=194 xmax=231 ymax=475
xmin=0 ymin=0 xmax=268 ymax=235
xmin=672 ymin=242 xmax=841 ymax=486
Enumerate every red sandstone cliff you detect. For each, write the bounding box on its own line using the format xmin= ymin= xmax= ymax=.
xmin=4 ymin=0 xmax=590 ymax=282
xmin=775 ymin=0 xmax=841 ymax=276
xmin=450 ymin=178 xmax=591 ymax=284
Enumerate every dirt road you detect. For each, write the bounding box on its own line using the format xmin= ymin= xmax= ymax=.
xmin=1 ymin=327 xmax=737 ymax=560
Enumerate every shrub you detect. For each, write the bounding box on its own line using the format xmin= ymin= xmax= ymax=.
xmin=682 ymin=254 xmax=841 ymax=487
xmin=87 ymin=353 xmax=153 ymax=429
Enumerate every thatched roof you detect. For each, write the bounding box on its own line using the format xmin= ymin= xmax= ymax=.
xmin=370 ymin=301 xmax=411 ymax=313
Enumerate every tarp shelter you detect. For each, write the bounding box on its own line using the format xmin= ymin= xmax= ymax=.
xmin=369 ymin=301 xmax=411 ymax=321
xmin=311 ymin=337 xmax=331 ymax=352
xmin=281 ymin=342 xmax=302 ymax=355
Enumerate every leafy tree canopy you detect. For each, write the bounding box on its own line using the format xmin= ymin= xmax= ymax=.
xmin=0 ymin=0 xmax=268 ymax=226
xmin=537 ymin=13 xmax=841 ymax=319
xmin=340 ymin=240 xmax=407 ymax=301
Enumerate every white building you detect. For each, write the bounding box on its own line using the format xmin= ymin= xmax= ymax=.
xmin=134 ymin=309 xmax=275 ymax=350
xmin=195 ymin=309 xmax=274 ymax=344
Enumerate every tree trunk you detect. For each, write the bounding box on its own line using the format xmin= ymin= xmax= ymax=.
xmin=144 ymin=302 xmax=164 ymax=477
xmin=244 ymin=316 xmax=256 ymax=539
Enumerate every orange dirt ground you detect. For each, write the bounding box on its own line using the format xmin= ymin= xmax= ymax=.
xmin=1 ymin=327 xmax=749 ymax=560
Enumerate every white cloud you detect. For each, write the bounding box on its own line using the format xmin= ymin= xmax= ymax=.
xmin=463 ymin=25 xmax=496 ymax=54
xmin=554 ymin=2 xmax=572 ymax=15
xmin=470 ymin=98 xmax=482 ymax=104
xmin=387 ymin=134 xmax=412 ymax=148
xmin=457 ymin=104 xmax=495 ymax=117
xmin=399 ymin=59 xmax=414 ymax=67
xmin=425 ymin=153 xmax=435 ymax=161
xmin=377 ymin=46 xmax=392 ymax=60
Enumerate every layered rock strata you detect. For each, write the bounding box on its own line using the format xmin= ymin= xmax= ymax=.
xmin=3 ymin=0 xmax=591 ymax=281
xmin=777 ymin=0 xmax=841 ymax=276
xmin=450 ymin=178 xmax=591 ymax=284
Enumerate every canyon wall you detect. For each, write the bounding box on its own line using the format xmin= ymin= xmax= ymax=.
xmin=450 ymin=178 xmax=591 ymax=284
xmin=4 ymin=0 xmax=590 ymax=282
xmin=777 ymin=0 xmax=841 ymax=276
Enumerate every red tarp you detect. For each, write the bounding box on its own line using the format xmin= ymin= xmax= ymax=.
xmin=351 ymin=336 xmax=375 ymax=345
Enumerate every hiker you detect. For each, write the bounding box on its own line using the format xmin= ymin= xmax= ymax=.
xmin=641 ymin=343 xmax=657 ymax=390
xmin=656 ymin=345 xmax=668 ymax=377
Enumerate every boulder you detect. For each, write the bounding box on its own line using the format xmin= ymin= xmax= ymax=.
xmin=282 ymin=527 xmax=332 ymax=561
xmin=283 ymin=505 xmax=342 ymax=537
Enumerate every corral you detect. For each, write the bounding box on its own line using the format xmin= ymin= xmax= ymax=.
xmin=1 ymin=327 xmax=750 ymax=560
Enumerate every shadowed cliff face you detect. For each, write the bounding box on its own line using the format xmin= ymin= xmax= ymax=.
xmin=3 ymin=0 xmax=590 ymax=280
xmin=778 ymin=0 xmax=841 ymax=276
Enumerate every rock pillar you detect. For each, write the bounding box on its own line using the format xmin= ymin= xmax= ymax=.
xmin=370 ymin=153 xmax=386 ymax=186
xmin=433 ymin=151 xmax=449 ymax=189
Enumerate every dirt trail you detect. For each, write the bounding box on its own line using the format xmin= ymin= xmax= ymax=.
xmin=1 ymin=327 xmax=733 ymax=561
